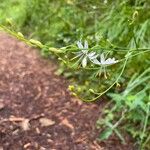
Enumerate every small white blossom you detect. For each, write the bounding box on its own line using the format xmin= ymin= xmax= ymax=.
xmin=93 ymin=53 xmax=118 ymax=66
xmin=75 ymin=41 xmax=118 ymax=69
xmin=76 ymin=40 xmax=98 ymax=68
xmin=93 ymin=53 xmax=118 ymax=78
xmin=100 ymin=53 xmax=118 ymax=65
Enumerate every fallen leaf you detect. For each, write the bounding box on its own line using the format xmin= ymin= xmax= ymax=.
xmin=20 ymin=119 xmax=30 ymax=131
xmin=36 ymin=127 xmax=40 ymax=134
xmin=39 ymin=118 xmax=55 ymax=127
xmin=9 ymin=116 xmax=24 ymax=122
xmin=23 ymin=143 xmax=31 ymax=149
xmin=61 ymin=118 xmax=74 ymax=130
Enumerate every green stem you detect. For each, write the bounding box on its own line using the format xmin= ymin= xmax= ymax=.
xmin=81 ymin=53 xmax=129 ymax=102
xmin=141 ymin=103 xmax=150 ymax=149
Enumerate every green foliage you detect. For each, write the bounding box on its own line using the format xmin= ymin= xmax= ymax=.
xmin=0 ymin=0 xmax=150 ymax=149
xmin=0 ymin=0 xmax=27 ymax=28
xmin=21 ymin=0 xmax=102 ymax=46
xmin=98 ymin=69 xmax=150 ymax=149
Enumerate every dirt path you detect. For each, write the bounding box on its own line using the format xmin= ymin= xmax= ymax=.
xmin=0 ymin=32 xmax=133 ymax=150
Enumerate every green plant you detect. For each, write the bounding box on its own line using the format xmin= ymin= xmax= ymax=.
xmin=0 ymin=0 xmax=150 ymax=149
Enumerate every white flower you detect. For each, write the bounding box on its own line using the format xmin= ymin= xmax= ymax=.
xmin=92 ymin=53 xmax=118 ymax=78
xmin=76 ymin=40 xmax=98 ymax=68
xmin=93 ymin=53 xmax=118 ymax=66
xmin=75 ymin=41 xmax=118 ymax=68
xmin=100 ymin=53 xmax=118 ymax=65
xmin=77 ymin=40 xmax=89 ymax=55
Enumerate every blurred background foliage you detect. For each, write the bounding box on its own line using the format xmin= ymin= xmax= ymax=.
xmin=0 ymin=0 xmax=150 ymax=149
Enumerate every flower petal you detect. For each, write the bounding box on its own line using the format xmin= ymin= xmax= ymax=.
xmin=91 ymin=58 xmax=101 ymax=65
xmin=77 ymin=41 xmax=83 ymax=49
xmin=100 ymin=53 xmax=105 ymax=63
xmin=82 ymin=50 xmax=88 ymax=54
xmin=84 ymin=40 xmax=88 ymax=49
xmin=82 ymin=56 xmax=87 ymax=68
xmin=103 ymin=58 xmax=118 ymax=65
xmin=88 ymin=52 xmax=96 ymax=57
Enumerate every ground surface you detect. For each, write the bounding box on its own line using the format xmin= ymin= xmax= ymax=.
xmin=0 ymin=32 xmax=134 ymax=150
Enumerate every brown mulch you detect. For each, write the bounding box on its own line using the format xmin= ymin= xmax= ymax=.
xmin=0 ymin=32 xmax=134 ymax=150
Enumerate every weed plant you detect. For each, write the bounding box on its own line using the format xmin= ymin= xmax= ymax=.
xmin=0 ymin=0 xmax=150 ymax=149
